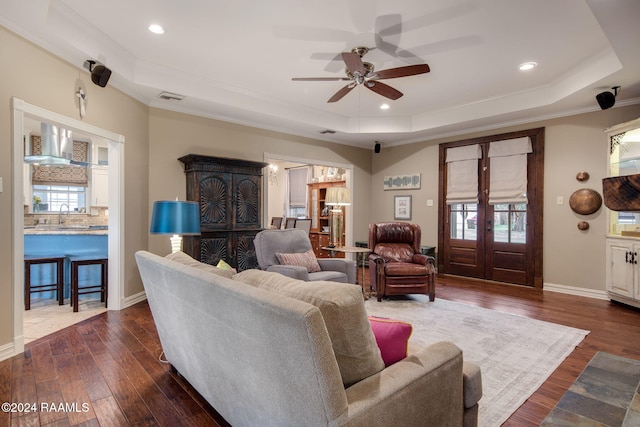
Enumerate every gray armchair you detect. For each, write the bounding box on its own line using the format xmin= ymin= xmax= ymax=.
xmin=254 ymin=229 xmax=356 ymax=283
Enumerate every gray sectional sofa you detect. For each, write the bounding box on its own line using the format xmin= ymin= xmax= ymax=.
xmin=135 ymin=250 xmax=482 ymax=426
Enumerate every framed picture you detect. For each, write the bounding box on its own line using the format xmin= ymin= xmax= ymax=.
xmin=394 ymin=195 xmax=412 ymax=220
xmin=384 ymin=173 xmax=421 ymax=190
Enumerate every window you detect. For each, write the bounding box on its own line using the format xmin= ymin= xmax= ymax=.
xmin=493 ymin=204 xmax=526 ymax=243
xmin=450 ymin=203 xmax=477 ymax=240
xmin=33 ymin=185 xmax=86 ymax=212
xmin=287 ymin=167 xmax=310 ymax=218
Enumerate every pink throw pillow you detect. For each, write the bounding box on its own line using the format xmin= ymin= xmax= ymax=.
xmin=275 ymin=249 xmax=322 ymax=273
xmin=368 ymin=316 xmax=412 ymax=366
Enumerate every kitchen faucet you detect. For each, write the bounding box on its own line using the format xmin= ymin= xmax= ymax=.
xmin=59 ymin=203 xmax=70 ymax=225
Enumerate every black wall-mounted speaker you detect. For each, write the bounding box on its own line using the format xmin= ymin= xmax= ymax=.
xmin=596 ymin=91 xmax=616 ymax=110
xmin=91 ymin=65 xmax=112 ymax=88
xmin=374 ymin=142 xmax=381 ymax=153
xmin=596 ymin=86 xmax=620 ymax=110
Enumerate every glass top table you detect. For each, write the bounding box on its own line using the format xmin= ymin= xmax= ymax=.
xmin=322 ymin=246 xmax=372 ymax=297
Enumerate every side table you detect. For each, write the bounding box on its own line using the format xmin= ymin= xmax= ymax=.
xmin=322 ymin=246 xmax=372 ymax=297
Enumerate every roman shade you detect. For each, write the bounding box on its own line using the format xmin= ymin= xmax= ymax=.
xmin=446 ymin=144 xmax=482 ymax=205
xmin=287 ymin=166 xmax=309 ymax=207
xmin=488 ymin=137 xmax=532 ymax=205
xmin=31 ymin=136 xmax=89 ymax=186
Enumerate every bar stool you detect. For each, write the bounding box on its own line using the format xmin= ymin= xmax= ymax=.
xmin=69 ymin=256 xmax=108 ymax=312
xmin=24 ymin=256 xmax=65 ymax=310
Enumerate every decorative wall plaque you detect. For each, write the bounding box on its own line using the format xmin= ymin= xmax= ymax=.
xmin=576 ymin=171 xmax=589 ymax=182
xmin=569 ymin=188 xmax=602 ymax=215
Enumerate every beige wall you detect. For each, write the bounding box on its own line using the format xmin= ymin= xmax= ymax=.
xmin=372 ymin=104 xmax=640 ymax=291
xmin=148 ymin=108 xmax=372 ymax=255
xmin=0 ymin=27 xmax=150 ymax=348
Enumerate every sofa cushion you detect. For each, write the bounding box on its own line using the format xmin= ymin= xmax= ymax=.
xmin=276 ymin=249 xmax=322 ymax=273
xmin=165 ymin=251 xmax=235 ymax=279
xmin=384 ymin=262 xmax=429 ymax=276
xmin=368 ymin=316 xmax=412 ymax=366
xmin=233 ymin=269 xmax=384 ymax=386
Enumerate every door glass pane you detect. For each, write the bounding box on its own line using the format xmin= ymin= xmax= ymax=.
xmin=511 ymin=211 xmax=526 ymax=243
xmin=450 ymin=204 xmax=477 ymax=240
xmin=493 ymin=204 xmax=526 ymax=243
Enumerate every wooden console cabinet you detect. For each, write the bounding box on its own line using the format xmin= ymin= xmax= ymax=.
xmin=179 ymin=154 xmax=267 ymax=271
xmin=307 ymin=181 xmax=345 ymax=258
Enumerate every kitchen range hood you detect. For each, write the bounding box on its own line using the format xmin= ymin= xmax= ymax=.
xmin=24 ymin=123 xmax=88 ymax=166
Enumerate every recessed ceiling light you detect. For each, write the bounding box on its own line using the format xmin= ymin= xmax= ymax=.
xmin=380 ymin=103 xmax=390 ymax=110
xmin=149 ymin=24 xmax=165 ymax=34
xmin=519 ymin=62 xmax=537 ymax=71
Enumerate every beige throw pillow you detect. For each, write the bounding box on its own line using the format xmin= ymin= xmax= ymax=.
xmin=165 ymin=251 xmax=235 ymax=279
xmin=233 ymin=269 xmax=384 ymax=386
xmin=275 ymin=249 xmax=322 ymax=273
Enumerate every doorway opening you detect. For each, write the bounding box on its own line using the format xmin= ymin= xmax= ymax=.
xmin=12 ymin=98 xmax=124 ymax=355
xmin=263 ymin=152 xmax=354 ymax=247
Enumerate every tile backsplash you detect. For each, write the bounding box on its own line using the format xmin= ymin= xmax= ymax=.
xmin=24 ymin=205 xmax=109 ymax=227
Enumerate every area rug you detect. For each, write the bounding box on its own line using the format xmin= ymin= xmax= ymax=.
xmin=541 ymin=352 xmax=640 ymax=426
xmin=364 ymin=296 xmax=589 ymax=427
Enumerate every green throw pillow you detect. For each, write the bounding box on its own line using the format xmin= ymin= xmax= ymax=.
xmin=216 ymin=259 xmax=236 ymax=272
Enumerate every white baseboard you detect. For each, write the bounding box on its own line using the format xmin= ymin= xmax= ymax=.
xmin=0 ymin=341 xmax=16 ymax=362
xmin=122 ymin=290 xmax=147 ymax=308
xmin=544 ymin=282 xmax=609 ymax=300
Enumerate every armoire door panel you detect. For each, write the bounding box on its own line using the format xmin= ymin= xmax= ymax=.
xmin=199 ymin=174 xmax=232 ymax=230
xmin=199 ymin=235 xmax=229 ymax=266
xmin=233 ymin=174 xmax=262 ymax=229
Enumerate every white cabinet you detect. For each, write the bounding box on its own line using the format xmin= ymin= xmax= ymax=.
xmin=606 ymin=238 xmax=640 ymax=307
xmin=605 ymin=117 xmax=640 ymax=308
xmin=605 ymin=117 xmax=640 ymax=236
xmin=92 ymin=167 xmax=109 ymax=206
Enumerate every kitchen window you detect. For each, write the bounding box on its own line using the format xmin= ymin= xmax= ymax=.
xmin=33 ymin=185 xmax=86 ymax=212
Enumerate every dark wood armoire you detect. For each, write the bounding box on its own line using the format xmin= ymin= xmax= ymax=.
xmin=178 ymin=154 xmax=267 ymax=271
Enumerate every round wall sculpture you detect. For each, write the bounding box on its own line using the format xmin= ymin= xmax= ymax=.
xmin=569 ymin=188 xmax=602 ymax=215
xmin=577 ymin=221 xmax=590 ymax=230
xmin=576 ymin=171 xmax=590 ymax=182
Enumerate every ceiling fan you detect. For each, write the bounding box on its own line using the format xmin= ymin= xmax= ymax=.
xmin=292 ymin=46 xmax=430 ymax=103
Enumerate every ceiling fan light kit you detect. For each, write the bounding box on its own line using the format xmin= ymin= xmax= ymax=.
xmin=293 ymin=46 xmax=430 ymax=103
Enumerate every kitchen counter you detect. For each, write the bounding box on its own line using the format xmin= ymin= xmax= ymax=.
xmin=24 ymin=232 xmax=108 ymax=301
xmin=24 ymin=225 xmax=108 ymax=235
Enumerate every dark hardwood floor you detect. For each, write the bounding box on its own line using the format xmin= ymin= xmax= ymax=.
xmin=3 ymin=274 xmax=640 ymax=426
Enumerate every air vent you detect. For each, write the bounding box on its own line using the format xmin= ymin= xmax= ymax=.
xmin=319 ymin=129 xmax=336 ymax=134
xmin=157 ymin=91 xmax=185 ymax=101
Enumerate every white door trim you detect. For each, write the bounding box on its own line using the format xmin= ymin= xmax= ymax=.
xmin=11 ymin=97 xmax=125 ymax=357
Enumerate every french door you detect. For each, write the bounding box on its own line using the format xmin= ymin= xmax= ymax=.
xmin=438 ymin=128 xmax=544 ymax=287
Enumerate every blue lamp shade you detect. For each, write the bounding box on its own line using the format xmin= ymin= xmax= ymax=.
xmin=150 ymin=201 xmax=201 ymax=235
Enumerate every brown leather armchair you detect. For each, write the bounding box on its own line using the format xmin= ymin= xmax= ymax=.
xmin=368 ymin=222 xmax=436 ymax=302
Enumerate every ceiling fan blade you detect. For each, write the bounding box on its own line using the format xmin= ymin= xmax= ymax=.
xmin=341 ymin=52 xmax=365 ymax=74
xmin=292 ymin=77 xmax=349 ymax=81
xmin=327 ymin=85 xmax=355 ymax=103
xmin=373 ymin=64 xmax=430 ymax=80
xmin=366 ymin=81 xmax=403 ymax=100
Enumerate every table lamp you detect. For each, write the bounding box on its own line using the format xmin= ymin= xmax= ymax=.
xmin=150 ymin=200 xmax=201 ymax=253
xmin=325 ymin=186 xmax=351 ymax=248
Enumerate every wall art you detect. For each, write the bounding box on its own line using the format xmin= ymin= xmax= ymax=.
xmin=384 ymin=173 xmax=421 ymax=190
